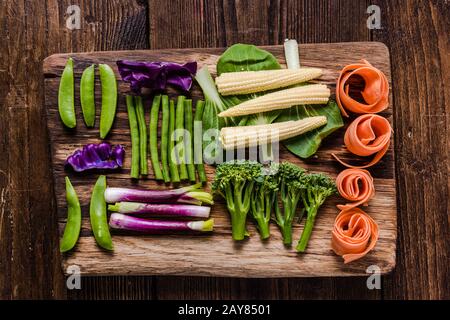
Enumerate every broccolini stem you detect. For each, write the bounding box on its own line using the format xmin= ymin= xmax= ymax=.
xmin=281 ymin=221 xmax=293 ymax=245
xmin=231 ymin=211 xmax=248 ymax=241
xmin=296 ymin=215 xmax=316 ymax=252
xmin=255 ymin=216 xmax=270 ymax=240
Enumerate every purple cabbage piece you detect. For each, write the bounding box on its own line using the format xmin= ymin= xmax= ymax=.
xmin=65 ymin=143 xmax=125 ymax=172
xmin=116 ymin=60 xmax=197 ymax=94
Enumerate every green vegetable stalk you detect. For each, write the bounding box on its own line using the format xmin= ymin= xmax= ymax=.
xmin=150 ymin=95 xmax=163 ymax=180
xmin=168 ymin=99 xmax=180 ymax=183
xmin=296 ymin=173 xmax=336 ymax=252
xmin=193 ymin=100 xmax=207 ymax=183
xmin=175 ymin=96 xmax=188 ymax=180
xmin=184 ymin=99 xmax=196 ymax=182
xmin=135 ymin=96 xmax=148 ymax=175
xmin=160 ymin=95 xmax=171 ymax=183
xmin=212 ymin=160 xmax=262 ymax=240
xmin=273 ymin=162 xmax=306 ymax=245
xmin=126 ymin=95 xmax=140 ymax=179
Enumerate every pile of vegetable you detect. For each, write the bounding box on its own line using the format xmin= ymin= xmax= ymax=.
xmin=330 ymin=59 xmax=391 ymax=263
xmin=125 ymin=94 xmax=207 ymax=183
xmin=56 ymin=39 xmax=389 ymax=265
xmin=106 ymin=183 xmax=213 ymax=234
xmin=212 ymin=160 xmax=336 ymax=251
xmin=195 ymin=41 xmax=344 ymax=161
xmin=58 ymin=59 xmax=118 ymax=138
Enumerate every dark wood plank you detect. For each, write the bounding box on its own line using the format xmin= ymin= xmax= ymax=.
xmin=0 ymin=0 xmax=65 ymax=299
xmin=43 ymin=0 xmax=153 ymax=300
xmin=371 ymin=0 xmax=449 ymax=300
xmin=0 ymin=0 xmax=151 ymax=299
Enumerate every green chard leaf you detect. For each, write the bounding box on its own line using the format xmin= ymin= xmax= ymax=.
xmin=275 ymin=100 xmax=344 ymax=159
xmin=216 ymin=44 xmax=281 ymax=126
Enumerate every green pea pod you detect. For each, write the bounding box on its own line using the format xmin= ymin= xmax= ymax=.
xmin=58 ymin=57 xmax=76 ymax=128
xmin=80 ymin=64 xmax=96 ymax=127
xmin=99 ymin=64 xmax=117 ymax=139
xmin=60 ymin=177 xmax=81 ymax=253
xmin=90 ymin=175 xmax=113 ymax=250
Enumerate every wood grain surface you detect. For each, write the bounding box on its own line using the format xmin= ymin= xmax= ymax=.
xmin=43 ymin=42 xmax=396 ymax=277
xmin=0 ymin=0 xmax=448 ymax=299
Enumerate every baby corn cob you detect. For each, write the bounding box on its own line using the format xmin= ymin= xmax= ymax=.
xmin=215 ymin=68 xmax=323 ymax=95
xmin=219 ymin=84 xmax=330 ymax=117
xmin=220 ymin=116 xmax=327 ymax=150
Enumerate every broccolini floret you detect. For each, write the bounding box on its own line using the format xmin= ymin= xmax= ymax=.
xmin=212 ymin=160 xmax=262 ymax=240
xmin=296 ymin=173 xmax=337 ymax=252
xmin=251 ymin=168 xmax=278 ymax=239
xmin=273 ymin=162 xmax=307 ymax=245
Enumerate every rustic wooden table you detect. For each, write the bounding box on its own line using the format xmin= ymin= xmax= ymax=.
xmin=0 ymin=0 xmax=448 ymax=300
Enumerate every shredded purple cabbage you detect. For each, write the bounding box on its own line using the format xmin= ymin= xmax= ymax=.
xmin=65 ymin=143 xmax=125 ymax=172
xmin=116 ymin=60 xmax=197 ymax=94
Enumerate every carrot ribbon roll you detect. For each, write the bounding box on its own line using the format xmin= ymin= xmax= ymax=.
xmin=336 ymin=59 xmax=389 ymax=117
xmin=331 ymin=208 xmax=379 ymax=264
xmin=336 ymin=168 xmax=375 ymax=211
xmin=332 ymin=114 xmax=391 ymax=168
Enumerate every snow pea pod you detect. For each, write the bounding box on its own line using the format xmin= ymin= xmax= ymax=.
xmin=80 ymin=64 xmax=96 ymax=127
xmin=90 ymin=175 xmax=113 ymax=250
xmin=99 ymin=64 xmax=117 ymax=139
xmin=58 ymin=57 xmax=76 ymax=128
xmin=60 ymin=176 xmax=81 ymax=253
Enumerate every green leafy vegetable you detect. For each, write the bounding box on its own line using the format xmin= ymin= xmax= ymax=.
xmin=276 ymin=100 xmax=344 ymax=158
xmin=216 ymin=44 xmax=281 ymax=126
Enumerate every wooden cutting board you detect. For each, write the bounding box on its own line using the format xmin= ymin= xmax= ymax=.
xmin=43 ymin=42 xmax=396 ymax=277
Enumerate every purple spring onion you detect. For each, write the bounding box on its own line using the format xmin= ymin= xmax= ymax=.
xmin=116 ymin=60 xmax=197 ymax=94
xmin=104 ymin=183 xmax=213 ymax=206
xmin=65 ymin=143 xmax=125 ymax=172
xmin=108 ymin=203 xmax=211 ymax=218
xmin=109 ymin=213 xmax=214 ymax=233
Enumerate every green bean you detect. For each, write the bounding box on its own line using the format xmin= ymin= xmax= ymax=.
xmin=60 ymin=177 xmax=81 ymax=253
xmin=90 ymin=175 xmax=113 ymax=251
xmin=135 ymin=96 xmax=148 ymax=175
xmin=150 ymin=95 xmax=163 ymax=180
xmin=80 ymin=64 xmax=95 ymax=127
xmin=99 ymin=64 xmax=117 ymax=139
xmin=126 ymin=95 xmax=140 ymax=179
xmin=168 ymin=100 xmax=180 ymax=183
xmin=160 ymin=95 xmax=171 ymax=183
xmin=175 ymin=96 xmax=188 ymax=180
xmin=184 ymin=99 xmax=196 ymax=182
xmin=58 ymin=57 xmax=76 ymax=128
xmin=194 ymin=100 xmax=207 ymax=183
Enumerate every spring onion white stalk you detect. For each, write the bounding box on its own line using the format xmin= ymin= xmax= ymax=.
xmin=284 ymin=39 xmax=300 ymax=69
